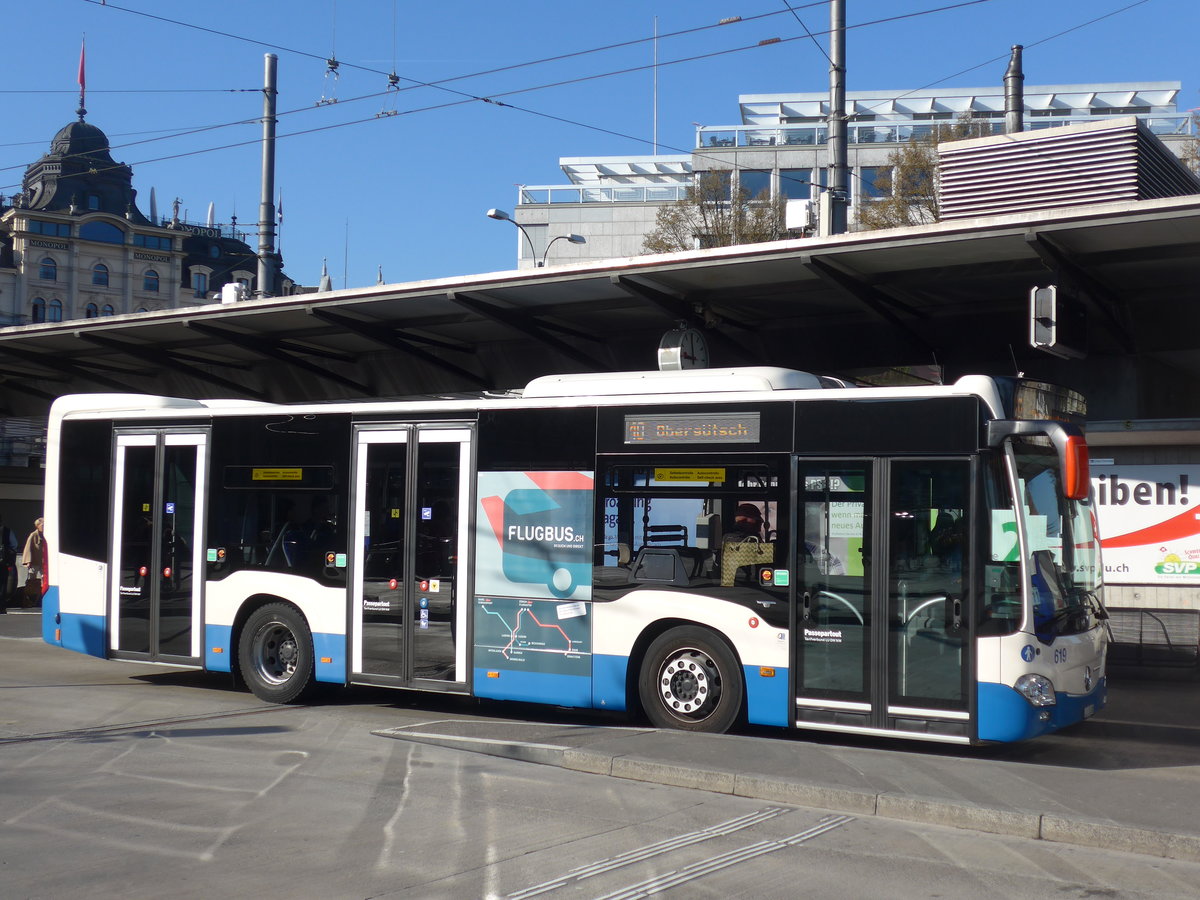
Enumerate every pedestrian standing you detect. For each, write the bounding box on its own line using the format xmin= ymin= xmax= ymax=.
xmin=21 ymin=517 xmax=45 ymax=609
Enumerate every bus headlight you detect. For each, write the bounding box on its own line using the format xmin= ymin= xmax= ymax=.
xmin=1015 ymin=673 xmax=1056 ymax=707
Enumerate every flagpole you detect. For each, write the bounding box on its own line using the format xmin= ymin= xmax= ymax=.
xmin=77 ymin=36 xmax=87 ymax=120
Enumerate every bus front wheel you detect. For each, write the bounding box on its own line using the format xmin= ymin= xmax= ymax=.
xmin=238 ymin=603 xmax=315 ymax=704
xmin=638 ymin=626 xmax=743 ymax=733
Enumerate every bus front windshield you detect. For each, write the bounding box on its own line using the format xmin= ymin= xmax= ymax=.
xmin=1013 ymin=442 xmax=1102 ymax=642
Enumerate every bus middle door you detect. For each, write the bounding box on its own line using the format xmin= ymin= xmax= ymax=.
xmin=351 ymin=425 xmax=471 ymax=689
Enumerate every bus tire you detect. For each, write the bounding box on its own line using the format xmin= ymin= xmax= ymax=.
xmin=638 ymin=626 xmax=743 ymax=733
xmin=238 ymin=603 xmax=315 ymax=704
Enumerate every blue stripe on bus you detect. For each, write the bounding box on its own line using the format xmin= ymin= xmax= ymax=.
xmin=205 ymin=627 xmax=344 ymax=682
xmin=744 ymin=665 xmax=789 ymax=727
xmin=313 ymin=632 xmax=346 ymax=684
xmin=473 ymin=668 xmax=593 ymax=707
xmin=592 ymin=654 xmax=628 ymax=711
xmin=977 ymin=677 xmax=1107 ymax=743
xmin=40 ymin=586 xmax=60 ymax=646
xmin=55 ymin=608 xmax=108 ymax=659
xmin=205 ymin=625 xmax=234 ymax=672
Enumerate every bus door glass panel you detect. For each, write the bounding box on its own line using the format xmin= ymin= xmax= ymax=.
xmin=112 ymin=433 xmax=205 ymax=661
xmin=356 ymin=432 xmax=408 ymax=679
xmin=795 ymin=462 xmax=871 ymax=703
xmin=158 ymin=438 xmax=203 ymax=658
xmin=115 ymin=438 xmax=156 ymax=654
xmin=887 ymin=460 xmax=969 ymax=711
xmin=411 ymin=430 xmax=470 ymax=683
xmin=353 ymin=427 xmax=470 ymax=685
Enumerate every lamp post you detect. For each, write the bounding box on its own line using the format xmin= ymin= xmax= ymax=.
xmin=541 ymin=232 xmax=586 ymax=267
xmin=486 ymin=208 xmax=536 ymax=265
xmin=487 ymin=208 xmax=586 ymax=267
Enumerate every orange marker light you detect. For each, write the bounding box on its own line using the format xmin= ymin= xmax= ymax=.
xmin=759 ymin=667 xmax=776 ymax=678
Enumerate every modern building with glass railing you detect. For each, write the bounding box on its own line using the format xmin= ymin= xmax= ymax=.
xmin=508 ymin=82 xmax=1195 ymax=268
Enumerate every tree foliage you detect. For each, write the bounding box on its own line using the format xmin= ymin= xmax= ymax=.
xmin=643 ymin=172 xmax=788 ymax=254
xmin=856 ymin=117 xmax=991 ymax=231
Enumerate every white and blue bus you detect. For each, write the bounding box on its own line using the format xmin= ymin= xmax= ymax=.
xmin=43 ymin=367 xmax=1107 ymax=744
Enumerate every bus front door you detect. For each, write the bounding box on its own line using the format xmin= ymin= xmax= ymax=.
xmin=351 ymin=426 xmax=471 ymax=689
xmin=111 ymin=431 xmax=207 ymax=664
xmin=793 ymin=459 xmax=971 ymax=741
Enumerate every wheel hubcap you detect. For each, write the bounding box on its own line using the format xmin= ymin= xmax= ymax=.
xmin=254 ymin=622 xmax=298 ymax=685
xmin=658 ymin=648 xmax=721 ymax=720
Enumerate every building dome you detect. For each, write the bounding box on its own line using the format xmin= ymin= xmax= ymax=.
xmin=49 ymin=120 xmax=115 ymax=162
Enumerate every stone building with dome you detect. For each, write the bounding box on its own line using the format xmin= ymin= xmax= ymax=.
xmin=0 ymin=114 xmax=290 ymax=326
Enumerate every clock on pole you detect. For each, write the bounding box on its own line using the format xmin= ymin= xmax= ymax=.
xmin=657 ymin=326 xmax=710 ymax=371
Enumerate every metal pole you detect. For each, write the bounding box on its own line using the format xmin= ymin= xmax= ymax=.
xmin=257 ymin=53 xmax=278 ymax=298
xmin=826 ymin=0 xmax=848 ymax=235
xmin=1004 ymin=45 xmax=1025 ymax=134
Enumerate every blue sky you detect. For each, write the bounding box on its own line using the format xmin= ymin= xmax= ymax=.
xmin=3 ymin=0 xmax=1196 ymax=289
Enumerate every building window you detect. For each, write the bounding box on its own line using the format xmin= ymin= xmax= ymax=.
xmin=92 ymin=263 xmax=109 ymax=286
xmin=780 ymin=168 xmax=815 ymax=200
xmin=29 ymin=220 xmax=70 ymax=237
xmin=739 ymin=170 xmax=772 ymax=200
xmin=85 ymin=303 xmax=99 ymax=318
xmin=39 ymin=257 xmax=57 ymax=280
xmin=133 ymin=234 xmax=173 ymax=251
xmin=209 ymin=244 xmax=221 ymax=259
xmin=192 ymin=272 xmax=209 ymax=298
xmin=87 ymin=194 xmax=101 ymax=210
xmin=80 ymin=221 xmax=124 ymax=244
xmin=48 ymin=299 xmax=63 ymax=322
xmin=101 ymin=304 xmax=115 ymax=316
xmin=31 ymin=298 xmax=46 ymax=324
xmin=143 ymin=270 xmax=159 ymax=292
xmin=859 ymin=166 xmax=892 ymax=200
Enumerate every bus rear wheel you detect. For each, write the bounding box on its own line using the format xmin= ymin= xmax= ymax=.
xmin=638 ymin=626 xmax=743 ymax=733
xmin=238 ymin=603 xmax=315 ymax=704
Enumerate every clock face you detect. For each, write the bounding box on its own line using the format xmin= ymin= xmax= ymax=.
xmin=657 ymin=328 xmax=709 ymax=370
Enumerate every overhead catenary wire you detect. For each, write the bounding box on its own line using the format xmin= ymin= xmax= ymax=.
xmin=1 ymin=0 xmax=1003 ymax=190
xmin=2 ymin=0 xmax=1156 ymax=201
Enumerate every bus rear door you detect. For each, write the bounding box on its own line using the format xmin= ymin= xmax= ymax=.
xmin=111 ymin=430 xmax=208 ymax=664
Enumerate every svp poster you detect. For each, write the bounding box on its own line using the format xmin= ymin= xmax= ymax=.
xmin=1091 ymin=465 xmax=1200 ymax=585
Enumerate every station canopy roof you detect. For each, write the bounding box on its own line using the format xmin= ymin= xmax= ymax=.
xmin=1 ymin=194 xmax=1198 ymax=417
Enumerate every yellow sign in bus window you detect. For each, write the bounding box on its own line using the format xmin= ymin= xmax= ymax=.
xmin=654 ymin=468 xmax=726 ymax=483
xmin=251 ymin=468 xmax=303 ymax=481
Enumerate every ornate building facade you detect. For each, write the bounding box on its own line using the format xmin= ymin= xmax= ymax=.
xmin=0 ymin=114 xmax=289 ymax=326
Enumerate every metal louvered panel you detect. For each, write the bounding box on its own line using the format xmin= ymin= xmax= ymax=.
xmin=937 ymin=116 xmax=1200 ymax=220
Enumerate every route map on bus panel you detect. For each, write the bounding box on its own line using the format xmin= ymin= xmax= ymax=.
xmin=474 ymin=471 xmax=595 ymax=680
xmin=473 ymin=596 xmax=591 ymax=677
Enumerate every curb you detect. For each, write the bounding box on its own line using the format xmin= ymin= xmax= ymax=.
xmin=374 ymin=727 xmax=1200 ymax=864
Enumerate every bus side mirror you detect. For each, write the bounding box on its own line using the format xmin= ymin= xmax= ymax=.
xmin=1062 ymin=435 xmax=1089 ymax=501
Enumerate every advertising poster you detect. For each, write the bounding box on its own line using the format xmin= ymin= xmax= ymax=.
xmin=474 ymin=472 xmax=593 ymax=691
xmin=1091 ymin=465 xmax=1200 ymax=585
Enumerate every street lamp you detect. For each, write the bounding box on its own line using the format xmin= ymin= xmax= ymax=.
xmin=486 ymin=208 xmax=586 ymax=267
xmin=541 ymin=232 xmax=586 ymax=267
xmin=486 ymin=208 xmax=536 ymax=264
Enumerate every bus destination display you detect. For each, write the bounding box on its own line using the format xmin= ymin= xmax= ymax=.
xmin=624 ymin=412 xmax=760 ymax=444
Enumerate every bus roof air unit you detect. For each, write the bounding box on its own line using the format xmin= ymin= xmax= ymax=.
xmin=522 ymin=367 xmax=824 ymax=398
